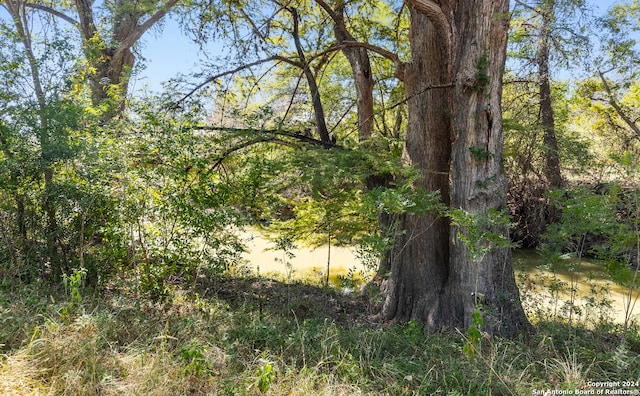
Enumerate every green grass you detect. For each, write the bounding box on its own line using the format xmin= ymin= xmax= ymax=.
xmin=1 ymin=275 xmax=639 ymax=395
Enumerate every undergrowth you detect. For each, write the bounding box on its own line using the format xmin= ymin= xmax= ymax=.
xmin=1 ymin=275 xmax=639 ymax=395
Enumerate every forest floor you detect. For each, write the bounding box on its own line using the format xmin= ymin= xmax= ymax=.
xmin=1 ymin=274 xmax=640 ymax=395
xmin=195 ymin=275 xmax=376 ymax=325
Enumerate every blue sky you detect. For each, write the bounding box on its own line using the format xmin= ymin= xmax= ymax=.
xmin=133 ymin=0 xmax=626 ymax=94
xmin=0 ymin=0 xmax=626 ymax=94
xmin=130 ymin=16 xmax=211 ymax=93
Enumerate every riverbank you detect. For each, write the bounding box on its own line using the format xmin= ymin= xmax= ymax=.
xmin=1 ymin=272 xmax=639 ymax=395
xmin=240 ymin=230 xmax=639 ymax=325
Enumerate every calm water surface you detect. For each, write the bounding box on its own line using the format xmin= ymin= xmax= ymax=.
xmin=241 ymin=230 xmax=639 ymax=324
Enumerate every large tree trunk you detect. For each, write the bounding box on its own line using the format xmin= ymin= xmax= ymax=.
xmin=447 ymin=0 xmax=530 ymax=335
xmin=76 ymin=0 xmax=136 ymax=116
xmin=90 ymin=47 xmax=135 ymax=116
xmin=380 ymin=7 xmax=451 ymax=325
xmin=381 ymin=0 xmax=530 ymax=337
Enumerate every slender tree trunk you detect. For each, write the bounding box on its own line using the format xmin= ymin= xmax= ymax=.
xmin=288 ymin=8 xmax=332 ymax=144
xmin=0 ymin=126 xmax=27 ymax=245
xmin=328 ymin=3 xmax=375 ymax=140
xmin=342 ymin=44 xmax=375 ymax=140
xmin=5 ymin=0 xmax=61 ymax=271
xmin=43 ymin=167 xmax=60 ymax=271
xmin=538 ymin=12 xmax=563 ymax=188
xmin=381 ymin=0 xmax=531 ymax=337
xmin=15 ymin=193 xmax=26 ymax=242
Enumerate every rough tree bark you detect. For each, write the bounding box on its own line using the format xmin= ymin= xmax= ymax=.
xmin=380 ymin=0 xmax=531 ymax=337
xmin=379 ymin=6 xmax=452 ymax=325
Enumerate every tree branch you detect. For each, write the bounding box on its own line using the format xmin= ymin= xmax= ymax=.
xmin=190 ymin=126 xmax=346 ymax=185
xmin=598 ymin=69 xmax=640 ymax=139
xmin=503 ymin=78 xmax=537 ymax=85
xmin=314 ymin=0 xmax=342 ymax=26
xmin=384 ymin=82 xmax=454 ymax=112
xmin=512 ymin=0 xmax=540 ymax=13
xmin=287 ymin=6 xmax=331 ymax=144
xmin=193 ymin=125 xmax=345 ymax=149
xmin=175 ymin=51 xmax=317 ymax=105
xmin=208 ymin=136 xmax=286 ymax=172
xmin=238 ymin=6 xmax=268 ymax=42
xmin=330 ymin=41 xmax=405 ymax=81
xmin=312 ymin=0 xmax=405 ymax=79
xmin=75 ymin=0 xmax=98 ymax=42
xmin=114 ymin=0 xmax=179 ymax=59
xmin=405 ymin=0 xmax=451 ymax=54
xmin=24 ymin=3 xmax=79 ymax=27
xmin=175 ymin=56 xmax=285 ymax=105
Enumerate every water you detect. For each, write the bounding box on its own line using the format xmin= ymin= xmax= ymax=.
xmin=241 ymin=230 xmax=640 ymax=324
xmin=241 ymin=230 xmax=369 ymax=286
xmin=513 ymin=249 xmax=640 ymax=325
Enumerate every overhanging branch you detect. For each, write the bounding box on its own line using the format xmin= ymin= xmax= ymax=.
xmin=175 ymin=56 xmax=284 ymax=105
xmin=209 ymin=136 xmax=286 ymax=172
xmin=24 ymin=3 xmax=79 ymax=27
xmin=405 ymin=0 xmax=451 ymax=61
xmin=324 ymin=41 xmax=405 ymax=81
xmin=193 ymin=125 xmax=345 ymax=149
xmin=175 ymin=53 xmax=309 ymax=106
xmin=386 ymin=82 xmax=454 ymax=111
xmin=194 ymin=128 xmax=345 ymax=183
xmin=598 ymin=69 xmax=640 ymax=139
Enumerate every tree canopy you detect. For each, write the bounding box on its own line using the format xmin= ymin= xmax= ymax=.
xmin=1 ymin=0 xmax=639 ymax=340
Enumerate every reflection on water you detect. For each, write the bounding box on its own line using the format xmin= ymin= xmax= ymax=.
xmin=513 ymin=249 xmax=640 ymax=325
xmin=240 ymin=230 xmax=369 ymax=286
xmin=240 ymin=230 xmax=639 ymax=324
